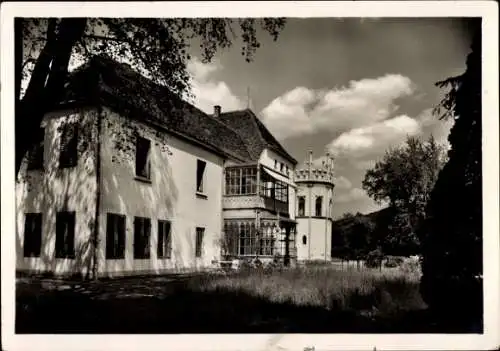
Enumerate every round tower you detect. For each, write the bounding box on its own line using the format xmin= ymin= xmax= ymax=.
xmin=294 ymin=150 xmax=335 ymax=262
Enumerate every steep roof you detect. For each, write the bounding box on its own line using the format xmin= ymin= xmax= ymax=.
xmin=61 ymin=55 xmax=252 ymax=162
xmin=219 ymin=109 xmax=298 ymax=165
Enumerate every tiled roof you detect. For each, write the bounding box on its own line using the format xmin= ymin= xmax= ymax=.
xmin=219 ymin=109 xmax=298 ymax=165
xmin=61 ymin=55 xmax=252 ymax=162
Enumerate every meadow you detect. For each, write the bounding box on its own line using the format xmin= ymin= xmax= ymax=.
xmin=16 ymin=259 xmax=450 ymax=334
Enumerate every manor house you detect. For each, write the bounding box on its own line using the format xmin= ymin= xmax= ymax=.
xmin=16 ymin=55 xmax=334 ymax=278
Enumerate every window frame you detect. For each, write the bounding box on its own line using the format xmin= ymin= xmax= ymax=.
xmin=157 ymin=220 xmax=172 ymax=259
xmin=55 ymin=211 xmax=76 ymax=259
xmin=134 ymin=216 xmax=151 ymax=259
xmin=195 ymin=227 xmax=205 ymax=258
xmin=135 ymin=136 xmax=152 ymax=181
xmin=27 ymin=128 xmax=45 ymax=171
xmin=23 ymin=213 xmax=42 ymax=258
xmin=225 ymin=166 xmax=258 ymax=196
xmin=59 ymin=122 xmax=78 ymax=169
xmin=106 ymin=213 xmax=126 ymax=260
xmin=315 ymin=196 xmax=323 ymax=217
xmin=298 ymin=196 xmax=306 ymax=216
xmin=196 ymin=159 xmax=207 ymax=194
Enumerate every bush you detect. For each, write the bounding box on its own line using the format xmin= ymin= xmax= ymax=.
xmin=384 ymin=256 xmax=404 ymax=268
xmin=365 ymin=249 xmax=384 ymax=268
xmin=399 ymin=256 xmax=422 ymax=276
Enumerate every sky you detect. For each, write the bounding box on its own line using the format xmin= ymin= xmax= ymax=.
xmin=20 ymin=17 xmax=477 ymax=219
xmin=184 ymin=17 xmax=477 ymax=218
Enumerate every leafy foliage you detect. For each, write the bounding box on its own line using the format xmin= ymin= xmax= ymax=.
xmin=332 ymin=212 xmax=375 ymax=261
xmin=16 ymin=17 xmax=287 ymax=174
xmin=418 ymin=25 xmax=482 ymax=328
xmin=362 ymin=136 xmax=447 ymax=255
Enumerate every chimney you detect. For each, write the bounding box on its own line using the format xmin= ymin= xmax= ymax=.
xmin=213 ymin=105 xmax=221 ymax=118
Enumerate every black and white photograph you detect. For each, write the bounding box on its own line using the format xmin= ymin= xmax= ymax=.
xmin=1 ymin=2 xmax=498 ymax=350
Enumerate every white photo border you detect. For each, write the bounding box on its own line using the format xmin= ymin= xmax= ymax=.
xmin=1 ymin=2 xmax=498 ymax=350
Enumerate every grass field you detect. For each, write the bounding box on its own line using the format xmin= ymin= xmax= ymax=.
xmin=16 ymin=264 xmax=476 ymax=333
xmin=190 ymin=265 xmax=425 ymax=316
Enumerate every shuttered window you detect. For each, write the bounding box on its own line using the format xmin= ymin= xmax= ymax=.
xmin=157 ymin=220 xmax=172 ymax=259
xmin=195 ymin=227 xmax=204 ymax=257
xmin=55 ymin=211 xmax=75 ymax=258
xmin=27 ymin=128 xmax=45 ymax=170
xmin=106 ymin=213 xmax=126 ymax=259
xmin=59 ymin=123 xmax=78 ymax=168
xmin=23 ymin=213 xmax=42 ymax=257
xmin=134 ymin=216 xmax=151 ymax=259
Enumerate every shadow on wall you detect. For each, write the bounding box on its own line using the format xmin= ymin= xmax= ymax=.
xmin=16 ymin=108 xmax=100 ymax=278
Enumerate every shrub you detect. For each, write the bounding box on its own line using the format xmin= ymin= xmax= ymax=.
xmin=365 ymin=249 xmax=384 ymax=268
xmin=384 ymin=256 xmax=404 ymax=268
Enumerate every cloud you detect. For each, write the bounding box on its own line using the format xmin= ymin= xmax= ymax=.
xmin=261 ymin=74 xmax=415 ymax=140
xmin=415 ymin=108 xmax=454 ymax=148
xmin=334 ymin=176 xmax=352 ymax=190
xmin=336 ymin=188 xmax=368 ymax=203
xmin=186 ymin=57 xmax=245 ymax=114
xmin=327 ymin=114 xmax=422 ymax=158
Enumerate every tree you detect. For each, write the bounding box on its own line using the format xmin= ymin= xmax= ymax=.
xmin=333 ymin=212 xmax=374 ymax=267
xmin=418 ymin=25 xmax=482 ymax=330
xmin=16 ymin=18 xmax=287 ymax=175
xmin=362 ymin=135 xmax=447 ymax=255
xmin=348 ymin=213 xmax=374 ymax=269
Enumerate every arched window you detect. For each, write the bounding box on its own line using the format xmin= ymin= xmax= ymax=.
xmin=302 ymin=235 xmax=307 ymax=245
xmin=315 ymin=196 xmax=323 ymax=217
xmin=298 ymin=196 xmax=305 ymax=216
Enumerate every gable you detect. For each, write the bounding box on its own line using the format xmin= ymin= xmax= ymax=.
xmin=219 ymin=109 xmax=297 ymax=165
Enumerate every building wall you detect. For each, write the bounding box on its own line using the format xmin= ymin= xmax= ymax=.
xmin=295 ymin=181 xmax=334 ymax=261
xmin=98 ymin=108 xmax=224 ymax=276
xmin=16 ymin=107 xmax=99 ymax=276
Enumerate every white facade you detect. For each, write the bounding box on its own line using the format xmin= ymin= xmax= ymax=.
xmin=294 ymin=153 xmax=335 ymax=262
xmin=16 ymin=107 xmax=99 ymax=277
xmin=16 ymin=106 xmax=225 ymax=277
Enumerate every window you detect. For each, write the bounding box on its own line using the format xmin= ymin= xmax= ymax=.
xmin=280 ymin=162 xmax=284 ymax=173
xmin=55 ymin=211 xmax=75 ymax=258
xmin=225 ymin=167 xmax=257 ymax=195
xmin=196 ymin=159 xmax=206 ymax=193
xmin=274 ymin=160 xmax=277 ymax=169
xmin=298 ymin=196 xmax=305 ymax=216
xmin=158 ymin=220 xmax=172 ymax=259
xmin=136 ymin=136 xmax=151 ymax=180
xmin=23 ymin=213 xmax=42 ymax=257
xmin=27 ymin=128 xmax=45 ymax=170
xmin=59 ymin=123 xmax=78 ymax=168
xmin=302 ymin=235 xmax=307 ymax=245
xmin=274 ymin=181 xmax=289 ymax=203
xmin=259 ymin=170 xmax=288 ymax=203
xmin=134 ymin=216 xmax=151 ymax=259
xmin=106 ymin=213 xmax=125 ymax=259
xmin=285 ymin=165 xmax=289 ymax=176
xmin=315 ymin=196 xmax=323 ymax=217
xmin=238 ymin=222 xmax=257 ymax=256
xmin=195 ymin=227 xmax=205 ymax=257
xmin=224 ymin=221 xmax=273 ymax=256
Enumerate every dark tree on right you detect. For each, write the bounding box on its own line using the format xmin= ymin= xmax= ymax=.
xmin=418 ymin=22 xmax=482 ymax=332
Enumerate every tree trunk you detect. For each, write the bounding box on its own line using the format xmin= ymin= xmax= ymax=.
xmin=15 ymin=18 xmax=87 ymax=176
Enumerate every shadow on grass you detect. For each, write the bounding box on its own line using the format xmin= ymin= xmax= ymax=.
xmin=15 ymin=275 xmax=482 ymax=334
